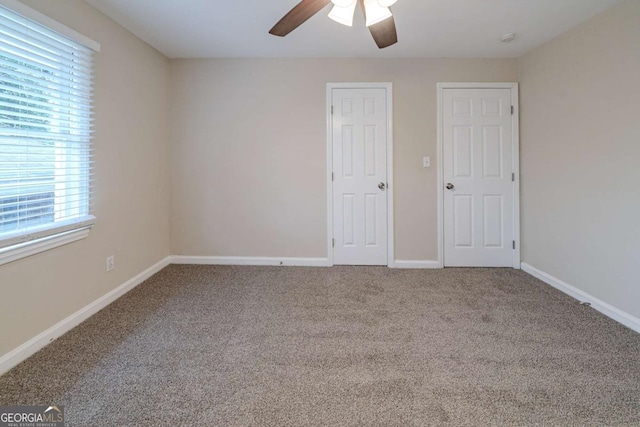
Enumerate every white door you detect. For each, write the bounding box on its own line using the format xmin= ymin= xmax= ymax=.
xmin=443 ymin=88 xmax=515 ymax=267
xmin=332 ymin=88 xmax=388 ymax=265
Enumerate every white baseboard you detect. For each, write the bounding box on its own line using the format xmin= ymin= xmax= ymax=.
xmin=172 ymin=257 xmax=443 ymax=269
xmin=0 ymin=256 xmax=172 ymax=376
xmin=170 ymin=255 xmax=331 ymax=267
xmin=393 ymin=260 xmax=441 ymax=269
xmin=521 ymin=262 xmax=640 ymax=334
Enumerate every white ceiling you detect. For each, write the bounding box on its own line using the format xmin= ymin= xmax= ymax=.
xmin=83 ymin=0 xmax=622 ymax=59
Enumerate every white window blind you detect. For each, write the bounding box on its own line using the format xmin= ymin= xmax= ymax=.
xmin=0 ymin=4 xmax=96 ymax=250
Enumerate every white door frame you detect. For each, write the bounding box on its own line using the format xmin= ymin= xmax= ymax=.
xmin=326 ymin=82 xmax=395 ymax=267
xmin=436 ymin=82 xmax=520 ymax=269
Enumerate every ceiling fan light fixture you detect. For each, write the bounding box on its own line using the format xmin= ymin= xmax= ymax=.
xmin=377 ymin=0 xmax=398 ymax=7
xmin=328 ymin=1 xmax=358 ymax=27
xmin=363 ymin=0 xmax=393 ymax=27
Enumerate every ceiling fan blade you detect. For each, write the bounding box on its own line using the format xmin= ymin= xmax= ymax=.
xmin=358 ymin=0 xmax=398 ymax=49
xmin=269 ymin=0 xmax=332 ymax=37
xmin=368 ymin=16 xmax=398 ymax=49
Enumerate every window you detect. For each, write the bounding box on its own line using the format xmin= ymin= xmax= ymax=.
xmin=0 ymin=2 xmax=98 ymax=263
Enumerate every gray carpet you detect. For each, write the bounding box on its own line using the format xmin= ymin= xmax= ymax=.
xmin=1 ymin=265 xmax=639 ymax=426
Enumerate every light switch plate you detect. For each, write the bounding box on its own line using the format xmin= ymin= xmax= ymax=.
xmin=423 ymin=156 xmax=431 ymax=168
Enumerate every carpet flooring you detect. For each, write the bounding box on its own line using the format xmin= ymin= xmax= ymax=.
xmin=1 ymin=265 xmax=639 ymax=426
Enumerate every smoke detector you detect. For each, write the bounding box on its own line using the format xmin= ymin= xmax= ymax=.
xmin=501 ymin=33 xmax=516 ymax=43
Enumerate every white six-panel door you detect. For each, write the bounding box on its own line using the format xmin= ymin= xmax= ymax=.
xmin=332 ymin=88 xmax=388 ymax=265
xmin=443 ymin=88 xmax=514 ymax=267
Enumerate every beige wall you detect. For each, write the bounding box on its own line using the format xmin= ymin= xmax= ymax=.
xmin=169 ymin=58 xmax=517 ymax=260
xmin=0 ymin=0 xmax=171 ymax=357
xmin=518 ymin=0 xmax=640 ymax=319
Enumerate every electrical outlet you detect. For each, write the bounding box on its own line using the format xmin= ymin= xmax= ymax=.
xmin=423 ymin=156 xmax=431 ymax=168
xmin=106 ymin=255 xmax=115 ymax=272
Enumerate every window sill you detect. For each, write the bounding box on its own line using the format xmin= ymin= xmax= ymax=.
xmin=0 ymin=226 xmax=93 ymax=267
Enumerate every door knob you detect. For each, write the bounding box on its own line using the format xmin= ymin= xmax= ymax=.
xmin=378 ymin=182 xmax=386 ymax=190
xmin=446 ymin=183 xmax=455 ymax=190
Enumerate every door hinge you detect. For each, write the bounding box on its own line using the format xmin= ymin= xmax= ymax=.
xmin=512 ymin=172 xmax=515 ymax=182
xmin=332 ymin=238 xmax=335 ymax=248
xmin=511 ymin=105 xmax=514 ymax=115
xmin=513 ymin=240 xmax=516 ymax=250
xmin=331 ymin=105 xmax=334 ymax=115
xmin=332 ymin=172 xmax=334 ymax=181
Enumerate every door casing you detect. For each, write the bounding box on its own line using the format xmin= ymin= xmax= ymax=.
xmin=326 ymin=82 xmax=394 ymax=267
xmin=437 ymin=82 xmax=521 ymax=269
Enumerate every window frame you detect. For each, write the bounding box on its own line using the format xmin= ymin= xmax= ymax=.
xmin=0 ymin=0 xmax=100 ymax=266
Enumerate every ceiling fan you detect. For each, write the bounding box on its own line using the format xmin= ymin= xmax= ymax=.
xmin=269 ymin=0 xmax=399 ymax=49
